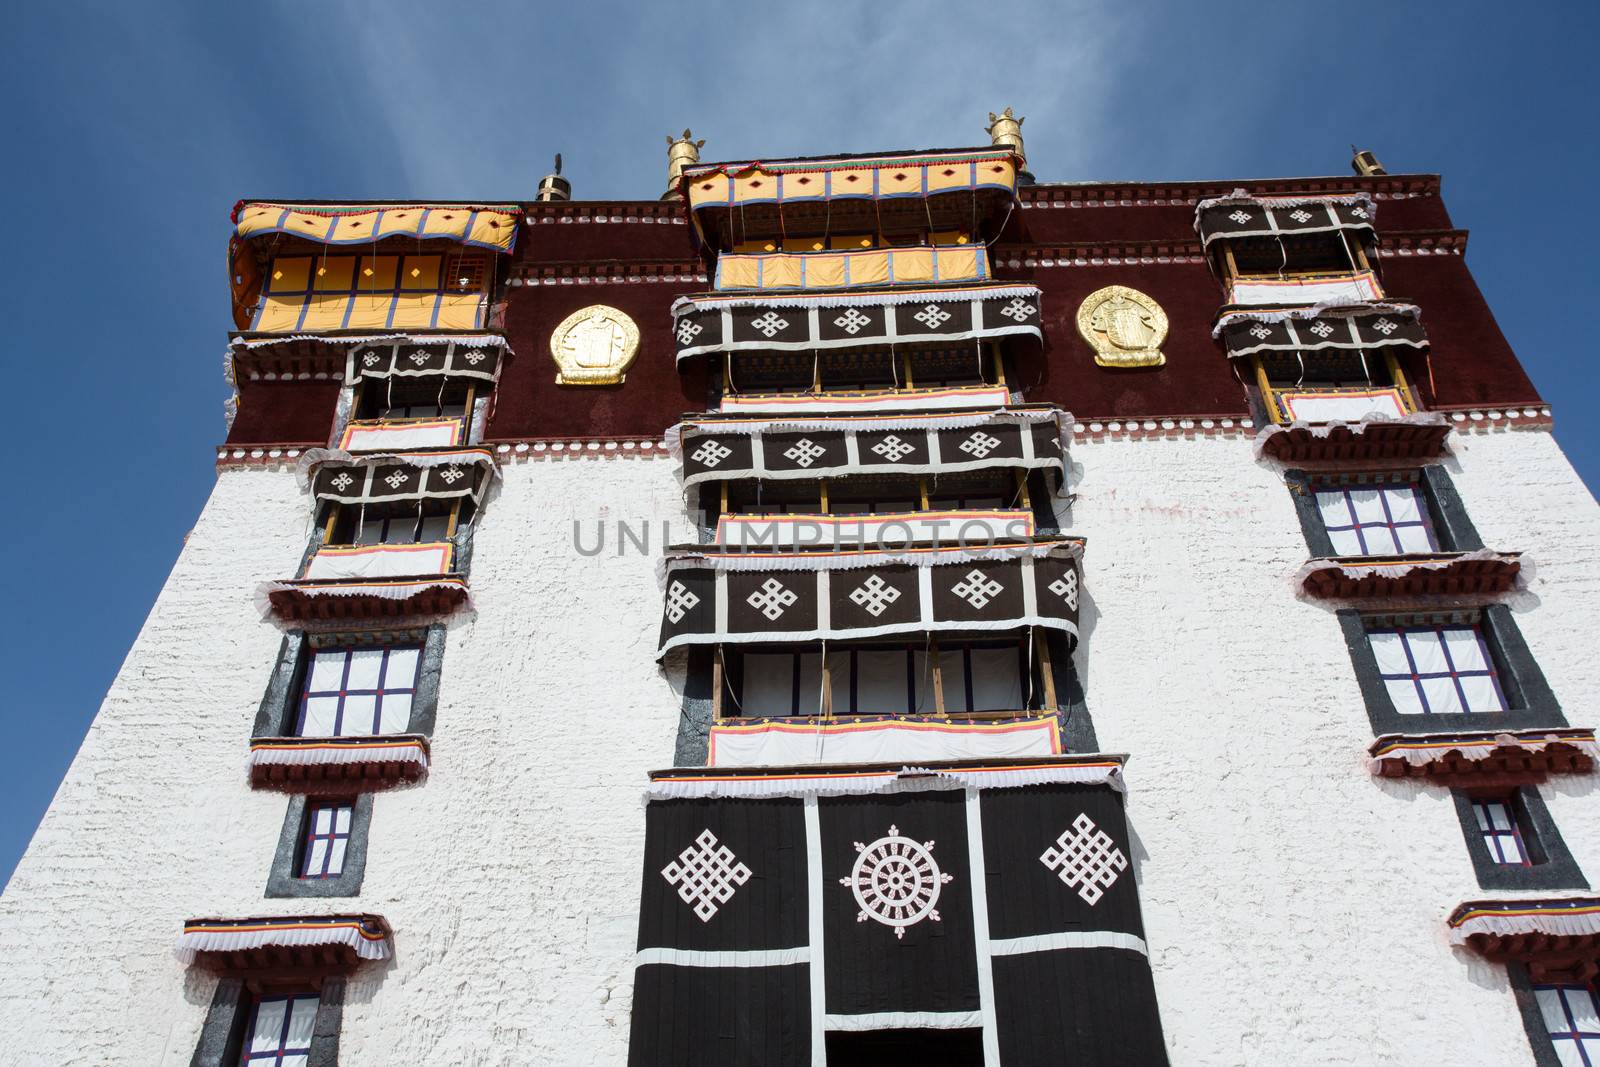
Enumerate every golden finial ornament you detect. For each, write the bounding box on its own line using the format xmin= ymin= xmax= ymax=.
xmin=985 ymin=107 xmax=1026 ymax=163
xmin=664 ymin=129 xmax=707 ymax=198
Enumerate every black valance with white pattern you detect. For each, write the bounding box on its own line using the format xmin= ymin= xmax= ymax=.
xmin=672 ymin=285 xmax=1043 ymax=363
xmin=347 ymin=336 xmax=504 ymax=383
xmin=1215 ymin=303 xmax=1427 ymax=359
xmin=675 ymin=408 xmax=1069 ymax=493
xmin=307 ymin=449 xmax=495 ymax=505
xmin=629 ymin=768 xmax=1167 ymax=1066
xmin=1195 ymin=191 xmax=1376 ymax=248
xmin=658 ymin=540 xmax=1082 ymax=658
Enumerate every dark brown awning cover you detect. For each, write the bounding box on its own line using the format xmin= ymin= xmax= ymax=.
xmin=1195 ymin=191 xmax=1376 ymax=248
xmin=658 ymin=539 xmax=1082 ymax=657
xmin=307 ymin=449 xmax=495 ymax=505
xmin=1216 ymin=303 xmax=1426 ymax=359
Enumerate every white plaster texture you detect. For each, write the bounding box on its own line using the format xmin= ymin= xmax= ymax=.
xmin=0 ymin=426 xmax=1595 ymax=1066
xmin=1064 ymin=427 xmax=1600 ymax=1066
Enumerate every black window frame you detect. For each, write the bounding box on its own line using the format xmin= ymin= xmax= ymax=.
xmin=255 ymin=625 xmax=446 ymax=740
xmin=189 ymin=977 xmax=344 ymax=1067
xmin=265 ymin=794 xmax=376 ymax=899
xmin=1339 ymin=607 xmax=1564 ymax=734
xmin=1285 ymin=466 xmax=1484 ymax=558
xmin=1451 ymin=786 xmax=1587 ymax=892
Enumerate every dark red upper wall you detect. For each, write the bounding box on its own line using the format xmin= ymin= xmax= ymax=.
xmin=223 ymin=172 xmax=1540 ymax=446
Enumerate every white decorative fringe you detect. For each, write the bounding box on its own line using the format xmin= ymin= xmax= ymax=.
xmin=1367 ymin=730 xmax=1599 ymax=773
xmin=1252 ymin=411 xmax=1449 ymax=459
xmin=248 ymin=738 xmax=429 ymax=770
xmin=1448 ymin=901 xmax=1600 ymax=945
xmin=1211 ymin=301 xmax=1422 ymax=338
xmin=663 ymin=539 xmax=1080 ymax=576
xmin=1195 ymin=187 xmax=1378 ymax=216
xmin=254 ymin=579 xmax=469 ymax=619
xmin=670 ymin=284 xmax=1042 ymax=314
xmin=175 ymin=922 xmax=392 ymax=964
xmin=1295 ymin=548 xmax=1522 ymax=587
xmin=644 ymin=760 xmax=1125 ymax=802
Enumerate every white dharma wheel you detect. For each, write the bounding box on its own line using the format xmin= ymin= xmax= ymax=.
xmin=839 ymin=824 xmax=954 ymax=939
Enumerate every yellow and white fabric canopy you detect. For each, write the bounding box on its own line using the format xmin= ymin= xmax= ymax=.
xmin=234 ymin=201 xmax=521 ymax=252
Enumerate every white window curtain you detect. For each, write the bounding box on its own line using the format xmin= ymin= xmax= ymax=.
xmin=1315 ymin=484 xmax=1437 ymax=556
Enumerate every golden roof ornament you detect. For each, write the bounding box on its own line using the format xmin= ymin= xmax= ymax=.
xmin=1076 ymin=286 xmax=1169 ymax=369
xmin=985 ymin=107 xmax=1026 ymax=163
xmin=664 ymin=129 xmax=706 ymax=199
xmin=549 ymin=304 xmax=640 ymax=386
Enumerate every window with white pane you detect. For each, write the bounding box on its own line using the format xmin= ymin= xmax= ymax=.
xmin=1470 ymin=797 xmax=1530 ymax=866
xmin=296 ymin=645 xmax=421 ymax=735
xmin=243 ymin=993 xmax=318 ymax=1066
xmin=1535 ymin=983 xmax=1600 ymax=1066
xmin=1314 ymin=482 xmax=1438 ymax=555
xmin=300 ymin=802 xmax=354 ymax=879
xmin=1367 ymin=623 xmax=1507 ymax=715
xmin=354 ymin=507 xmax=452 ymax=545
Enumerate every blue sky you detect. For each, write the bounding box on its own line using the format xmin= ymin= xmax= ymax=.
xmin=3 ymin=0 xmax=1596 ymax=885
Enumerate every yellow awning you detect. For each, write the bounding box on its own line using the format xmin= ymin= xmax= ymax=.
xmin=683 ymin=148 xmax=1019 ymax=211
xmin=250 ymin=253 xmax=489 ymax=333
xmin=234 ymin=202 xmax=521 ymax=253
xmin=713 ymin=246 xmax=991 ymax=292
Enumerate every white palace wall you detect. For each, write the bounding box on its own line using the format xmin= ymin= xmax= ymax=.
xmin=0 ymin=426 xmax=1595 ymax=1065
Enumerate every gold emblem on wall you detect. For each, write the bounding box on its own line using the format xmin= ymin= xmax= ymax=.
xmin=1076 ymin=285 xmax=1168 ymax=368
xmin=549 ymin=304 xmax=640 ymax=385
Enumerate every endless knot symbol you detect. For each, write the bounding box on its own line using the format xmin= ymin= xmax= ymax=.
xmin=329 ymin=472 xmax=354 ymax=491
xmin=784 ymin=438 xmax=826 ymax=468
xmin=1350 ymin=205 xmax=1369 ymax=219
xmin=664 ymin=580 xmax=700 ymax=624
xmin=361 ymin=351 xmax=380 ymax=367
xmin=746 ymin=578 xmax=798 ymax=620
xmin=1227 ymin=210 xmax=1252 ymax=225
xmin=872 ymin=435 xmax=916 ymax=462
xmin=408 ymin=350 xmax=429 ymax=365
xmin=849 ymin=575 xmax=902 ymax=617
xmin=913 ymin=304 xmax=952 ymax=330
xmin=691 ymin=440 xmax=732 ymax=469
xmin=437 ymin=467 xmax=465 ymax=484
xmin=1288 ymin=209 xmax=1313 ymax=223
xmin=675 ymin=319 xmax=703 ymax=345
xmin=750 ymin=311 xmax=790 ymax=338
xmin=661 ymin=829 xmax=752 ymax=922
xmin=1308 ymin=321 xmax=1335 ymax=338
xmin=462 ymin=350 xmax=486 ymax=365
xmin=1373 ymin=318 xmax=1398 ymax=335
xmin=840 ymin=824 xmax=952 ymax=940
xmin=1040 ymin=813 xmax=1129 ymax=906
xmin=1049 ymin=570 xmax=1080 ymax=610
xmin=384 ymin=470 xmax=410 ymax=489
xmin=834 ymin=308 xmax=871 ymax=335
xmin=951 ymin=568 xmax=1004 ymax=610
xmin=959 ymin=432 xmax=1002 ymax=459
xmin=1248 ymin=324 xmax=1272 ymax=340
xmin=999 ymin=297 xmax=1037 ymax=321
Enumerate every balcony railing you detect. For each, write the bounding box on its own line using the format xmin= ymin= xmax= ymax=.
xmin=1225 ymin=269 xmax=1383 ymax=307
xmin=302 ymin=541 xmax=455 ymax=582
xmin=337 ymin=415 xmax=467 ymax=452
xmin=1264 ymin=384 xmax=1418 ymax=425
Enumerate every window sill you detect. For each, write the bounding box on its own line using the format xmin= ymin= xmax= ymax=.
xmin=1300 ymin=551 xmax=1522 ymax=600
xmin=248 ymin=734 xmax=430 ymax=791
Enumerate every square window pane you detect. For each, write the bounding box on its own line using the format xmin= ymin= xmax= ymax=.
xmin=344 ymin=649 xmax=386 ymax=689
xmin=298 ymin=697 xmax=340 ymax=736
xmin=302 ymin=839 xmax=329 ymax=877
xmin=1418 ymin=675 xmax=1465 ymax=716
xmin=853 ymin=651 xmax=910 ymax=715
xmin=1369 ymin=631 xmax=1412 ymax=676
xmin=311 ymin=807 xmax=333 ymax=834
xmin=419 ymin=514 xmax=450 ymax=541
xmin=968 ymin=646 xmax=1024 ymax=712
xmin=327 ymin=838 xmax=348 ymax=877
xmin=1382 ymin=485 xmax=1423 ymax=524
xmin=1315 ymin=490 xmax=1353 ymax=529
xmin=248 ymin=999 xmax=289 ymax=1051
xmin=1362 ymin=525 xmax=1403 ymax=556
xmin=1564 ymin=987 xmax=1600 ymax=1031
xmin=1441 ymin=627 xmax=1490 ymax=672
xmin=1396 ymin=523 xmax=1437 ymax=553
xmin=357 ymin=517 xmax=386 ymax=545
xmin=338 ymin=694 xmax=378 ymax=734
xmin=1325 ymin=527 xmax=1364 ymax=556
xmin=1384 ymin=678 xmax=1426 ymax=715
xmin=1484 ymin=802 xmax=1512 ymax=832
xmin=376 ymin=692 xmax=413 ymax=734
xmin=305 ymin=651 xmax=347 ymax=693
xmin=1405 ymin=630 xmax=1449 ymax=674
xmin=1346 ymin=488 xmax=1388 ymax=524
xmin=1457 ymin=673 xmax=1505 ymax=713
xmin=333 ymin=806 xmax=353 ymax=833
xmin=740 ymin=654 xmax=794 ymax=715
xmin=1536 ymin=988 xmax=1571 ymax=1034
xmin=1552 ymin=1045 xmax=1586 ymax=1067
xmin=385 ymin=647 xmax=421 ymax=688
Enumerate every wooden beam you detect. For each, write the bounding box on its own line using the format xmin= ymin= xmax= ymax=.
xmin=1251 ymin=355 xmax=1281 ymax=424
xmin=1035 ymin=630 xmax=1058 ymax=710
